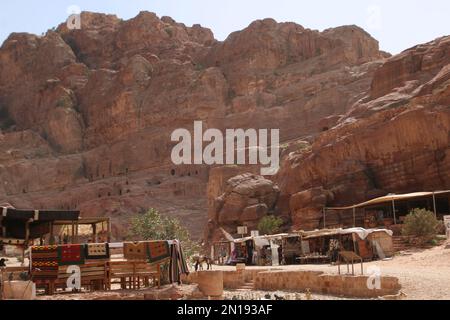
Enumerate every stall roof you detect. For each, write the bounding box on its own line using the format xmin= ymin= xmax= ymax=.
xmin=325 ymin=190 xmax=450 ymax=211
xmin=1 ymin=206 xmax=80 ymax=221
xmin=295 ymin=227 xmax=393 ymax=240
xmin=52 ymin=217 xmax=109 ymax=225
xmin=232 ymin=233 xmax=290 ymax=243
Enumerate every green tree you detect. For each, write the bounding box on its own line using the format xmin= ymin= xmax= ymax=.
xmin=257 ymin=215 xmax=283 ymax=235
xmin=402 ymin=208 xmax=441 ymax=244
xmin=129 ymin=208 xmax=200 ymax=258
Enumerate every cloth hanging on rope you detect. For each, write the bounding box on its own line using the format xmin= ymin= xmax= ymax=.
xmin=57 ymin=244 xmax=85 ymax=266
xmin=169 ymin=240 xmax=189 ymax=284
xmin=124 ymin=241 xmax=171 ymax=263
xmin=147 ymin=241 xmax=170 ymax=263
xmin=30 ymin=246 xmax=59 ymax=280
xmin=85 ymin=243 xmax=110 ymax=260
xmin=123 ymin=241 xmax=147 ymax=260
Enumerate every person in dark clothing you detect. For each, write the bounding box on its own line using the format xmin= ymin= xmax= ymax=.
xmin=278 ymin=245 xmax=283 ymax=265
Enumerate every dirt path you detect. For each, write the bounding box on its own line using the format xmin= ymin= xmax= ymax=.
xmin=217 ymin=243 xmax=450 ymax=300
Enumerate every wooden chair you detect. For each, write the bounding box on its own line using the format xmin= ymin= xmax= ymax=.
xmin=107 ymin=261 xmax=136 ymax=290
xmin=34 ymin=262 xmax=108 ymax=295
xmin=134 ymin=261 xmax=163 ymax=289
xmin=337 ymin=251 xmax=364 ymax=275
xmin=107 ymin=260 xmax=163 ymax=290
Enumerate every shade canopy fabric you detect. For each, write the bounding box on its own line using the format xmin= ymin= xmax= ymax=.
xmin=1 ymin=207 xmax=80 ymax=221
xmin=326 ymin=190 xmax=450 ymax=211
xmin=300 ymin=227 xmax=393 ymax=240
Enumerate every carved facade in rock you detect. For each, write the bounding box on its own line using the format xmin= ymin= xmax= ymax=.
xmin=0 ymin=11 xmax=448 ymax=241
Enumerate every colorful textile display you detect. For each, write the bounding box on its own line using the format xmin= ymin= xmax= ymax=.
xmin=85 ymin=243 xmax=110 ymax=260
xmin=57 ymin=244 xmax=85 ymax=266
xmin=124 ymin=241 xmax=147 ymax=260
xmin=169 ymin=240 xmax=190 ymax=284
xmin=146 ymin=241 xmax=170 ymax=263
xmin=31 ymin=245 xmax=59 ymax=280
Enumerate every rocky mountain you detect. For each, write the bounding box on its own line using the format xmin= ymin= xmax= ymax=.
xmin=0 ymin=12 xmax=448 ymax=241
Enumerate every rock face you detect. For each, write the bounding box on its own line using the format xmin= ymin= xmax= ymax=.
xmin=208 ymin=173 xmax=279 ymax=241
xmin=276 ymin=37 xmax=450 ymax=231
xmin=0 ymin=11 xmax=448 ymax=241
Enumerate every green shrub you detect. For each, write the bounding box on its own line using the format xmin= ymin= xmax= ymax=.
xmin=129 ymin=208 xmax=200 ymax=258
xmin=402 ymin=208 xmax=440 ymax=244
xmin=257 ymin=215 xmax=283 ymax=235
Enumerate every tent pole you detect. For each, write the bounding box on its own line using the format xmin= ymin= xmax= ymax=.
xmin=353 ymin=208 xmax=356 ymax=228
xmin=392 ymin=200 xmax=397 ymax=225
xmin=432 ymin=192 xmax=437 ymax=218
xmin=107 ymin=218 xmax=111 ymax=243
xmin=49 ymin=222 xmax=54 ymax=245
xmin=92 ymin=223 xmax=97 ymax=243
xmin=75 ymin=221 xmax=79 ymax=244
xmin=71 ymin=221 xmax=75 ymax=244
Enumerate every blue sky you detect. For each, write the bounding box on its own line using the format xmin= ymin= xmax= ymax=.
xmin=0 ymin=0 xmax=449 ymax=54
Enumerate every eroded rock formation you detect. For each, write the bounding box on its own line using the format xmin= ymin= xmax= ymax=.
xmin=0 ymin=11 xmax=448 ymax=241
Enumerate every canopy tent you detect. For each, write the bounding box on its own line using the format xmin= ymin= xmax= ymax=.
xmin=1 ymin=206 xmax=80 ymax=242
xmin=326 ymin=190 xmax=450 ymax=210
xmin=323 ymin=190 xmax=450 ymax=228
xmin=0 ymin=206 xmax=111 ymax=247
xmin=54 ymin=217 xmax=111 ymax=243
xmin=1 ymin=207 xmax=79 ymax=221
xmin=298 ymin=227 xmax=393 ymax=241
xmin=231 ymin=233 xmax=289 ymax=244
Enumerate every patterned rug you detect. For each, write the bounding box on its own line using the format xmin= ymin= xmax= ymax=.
xmin=31 ymin=245 xmax=59 ymax=280
xmin=124 ymin=241 xmax=147 ymax=260
xmin=57 ymin=244 xmax=85 ymax=266
xmin=85 ymin=243 xmax=110 ymax=260
xmin=147 ymin=241 xmax=170 ymax=263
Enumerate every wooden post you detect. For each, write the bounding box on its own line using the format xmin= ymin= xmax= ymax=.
xmin=75 ymin=221 xmax=79 ymax=244
xmin=361 ymin=259 xmax=364 ymax=275
xmin=25 ymin=220 xmax=31 ymax=243
xmin=432 ymin=192 xmax=437 ymax=218
xmin=49 ymin=222 xmax=54 ymax=245
xmin=157 ymin=263 xmax=161 ymax=288
xmin=337 ymin=255 xmax=341 ymax=275
xmin=107 ymin=218 xmax=111 ymax=243
xmin=24 ymin=219 xmax=31 ymax=259
xmin=353 ymin=207 xmax=356 ymax=227
xmin=0 ymin=214 xmax=3 ymax=238
xmin=71 ymin=221 xmax=75 ymax=244
xmin=92 ymin=223 xmax=97 ymax=243
xmin=392 ymin=200 xmax=397 ymax=225
xmin=323 ymin=207 xmax=326 ymax=229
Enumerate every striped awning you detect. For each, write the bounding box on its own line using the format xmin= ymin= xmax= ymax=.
xmin=0 ymin=207 xmax=80 ymax=221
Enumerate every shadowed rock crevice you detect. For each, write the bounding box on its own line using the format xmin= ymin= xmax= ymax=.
xmin=0 ymin=11 xmax=448 ymax=241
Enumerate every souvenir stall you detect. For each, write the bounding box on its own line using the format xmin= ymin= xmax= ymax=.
xmin=243 ymin=234 xmax=287 ymax=266
xmin=211 ymin=241 xmax=231 ymax=265
xmin=296 ymin=228 xmax=394 ymax=264
xmin=228 ymin=237 xmax=252 ymax=265
xmin=1 ymin=239 xmax=190 ymax=296
xmin=253 ymin=236 xmax=271 ymax=266
xmin=281 ymin=235 xmax=303 ymax=265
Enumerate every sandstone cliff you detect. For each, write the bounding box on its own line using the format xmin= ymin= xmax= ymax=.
xmin=0 ymin=12 xmax=448 ymax=241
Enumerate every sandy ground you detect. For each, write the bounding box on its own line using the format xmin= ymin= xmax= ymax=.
xmin=217 ymin=243 xmax=450 ymax=300
xmin=3 ymin=243 xmax=449 ymax=300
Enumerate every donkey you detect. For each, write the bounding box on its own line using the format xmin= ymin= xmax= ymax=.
xmin=192 ymin=255 xmax=212 ymax=271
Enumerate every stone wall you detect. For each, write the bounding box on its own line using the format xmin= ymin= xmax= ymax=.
xmin=254 ymin=270 xmax=401 ymax=298
xmin=186 ymin=268 xmax=400 ymax=298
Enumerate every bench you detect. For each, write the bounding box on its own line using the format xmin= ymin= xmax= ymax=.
xmin=34 ymin=262 xmax=108 ymax=295
xmin=107 ymin=260 xmax=163 ymax=290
